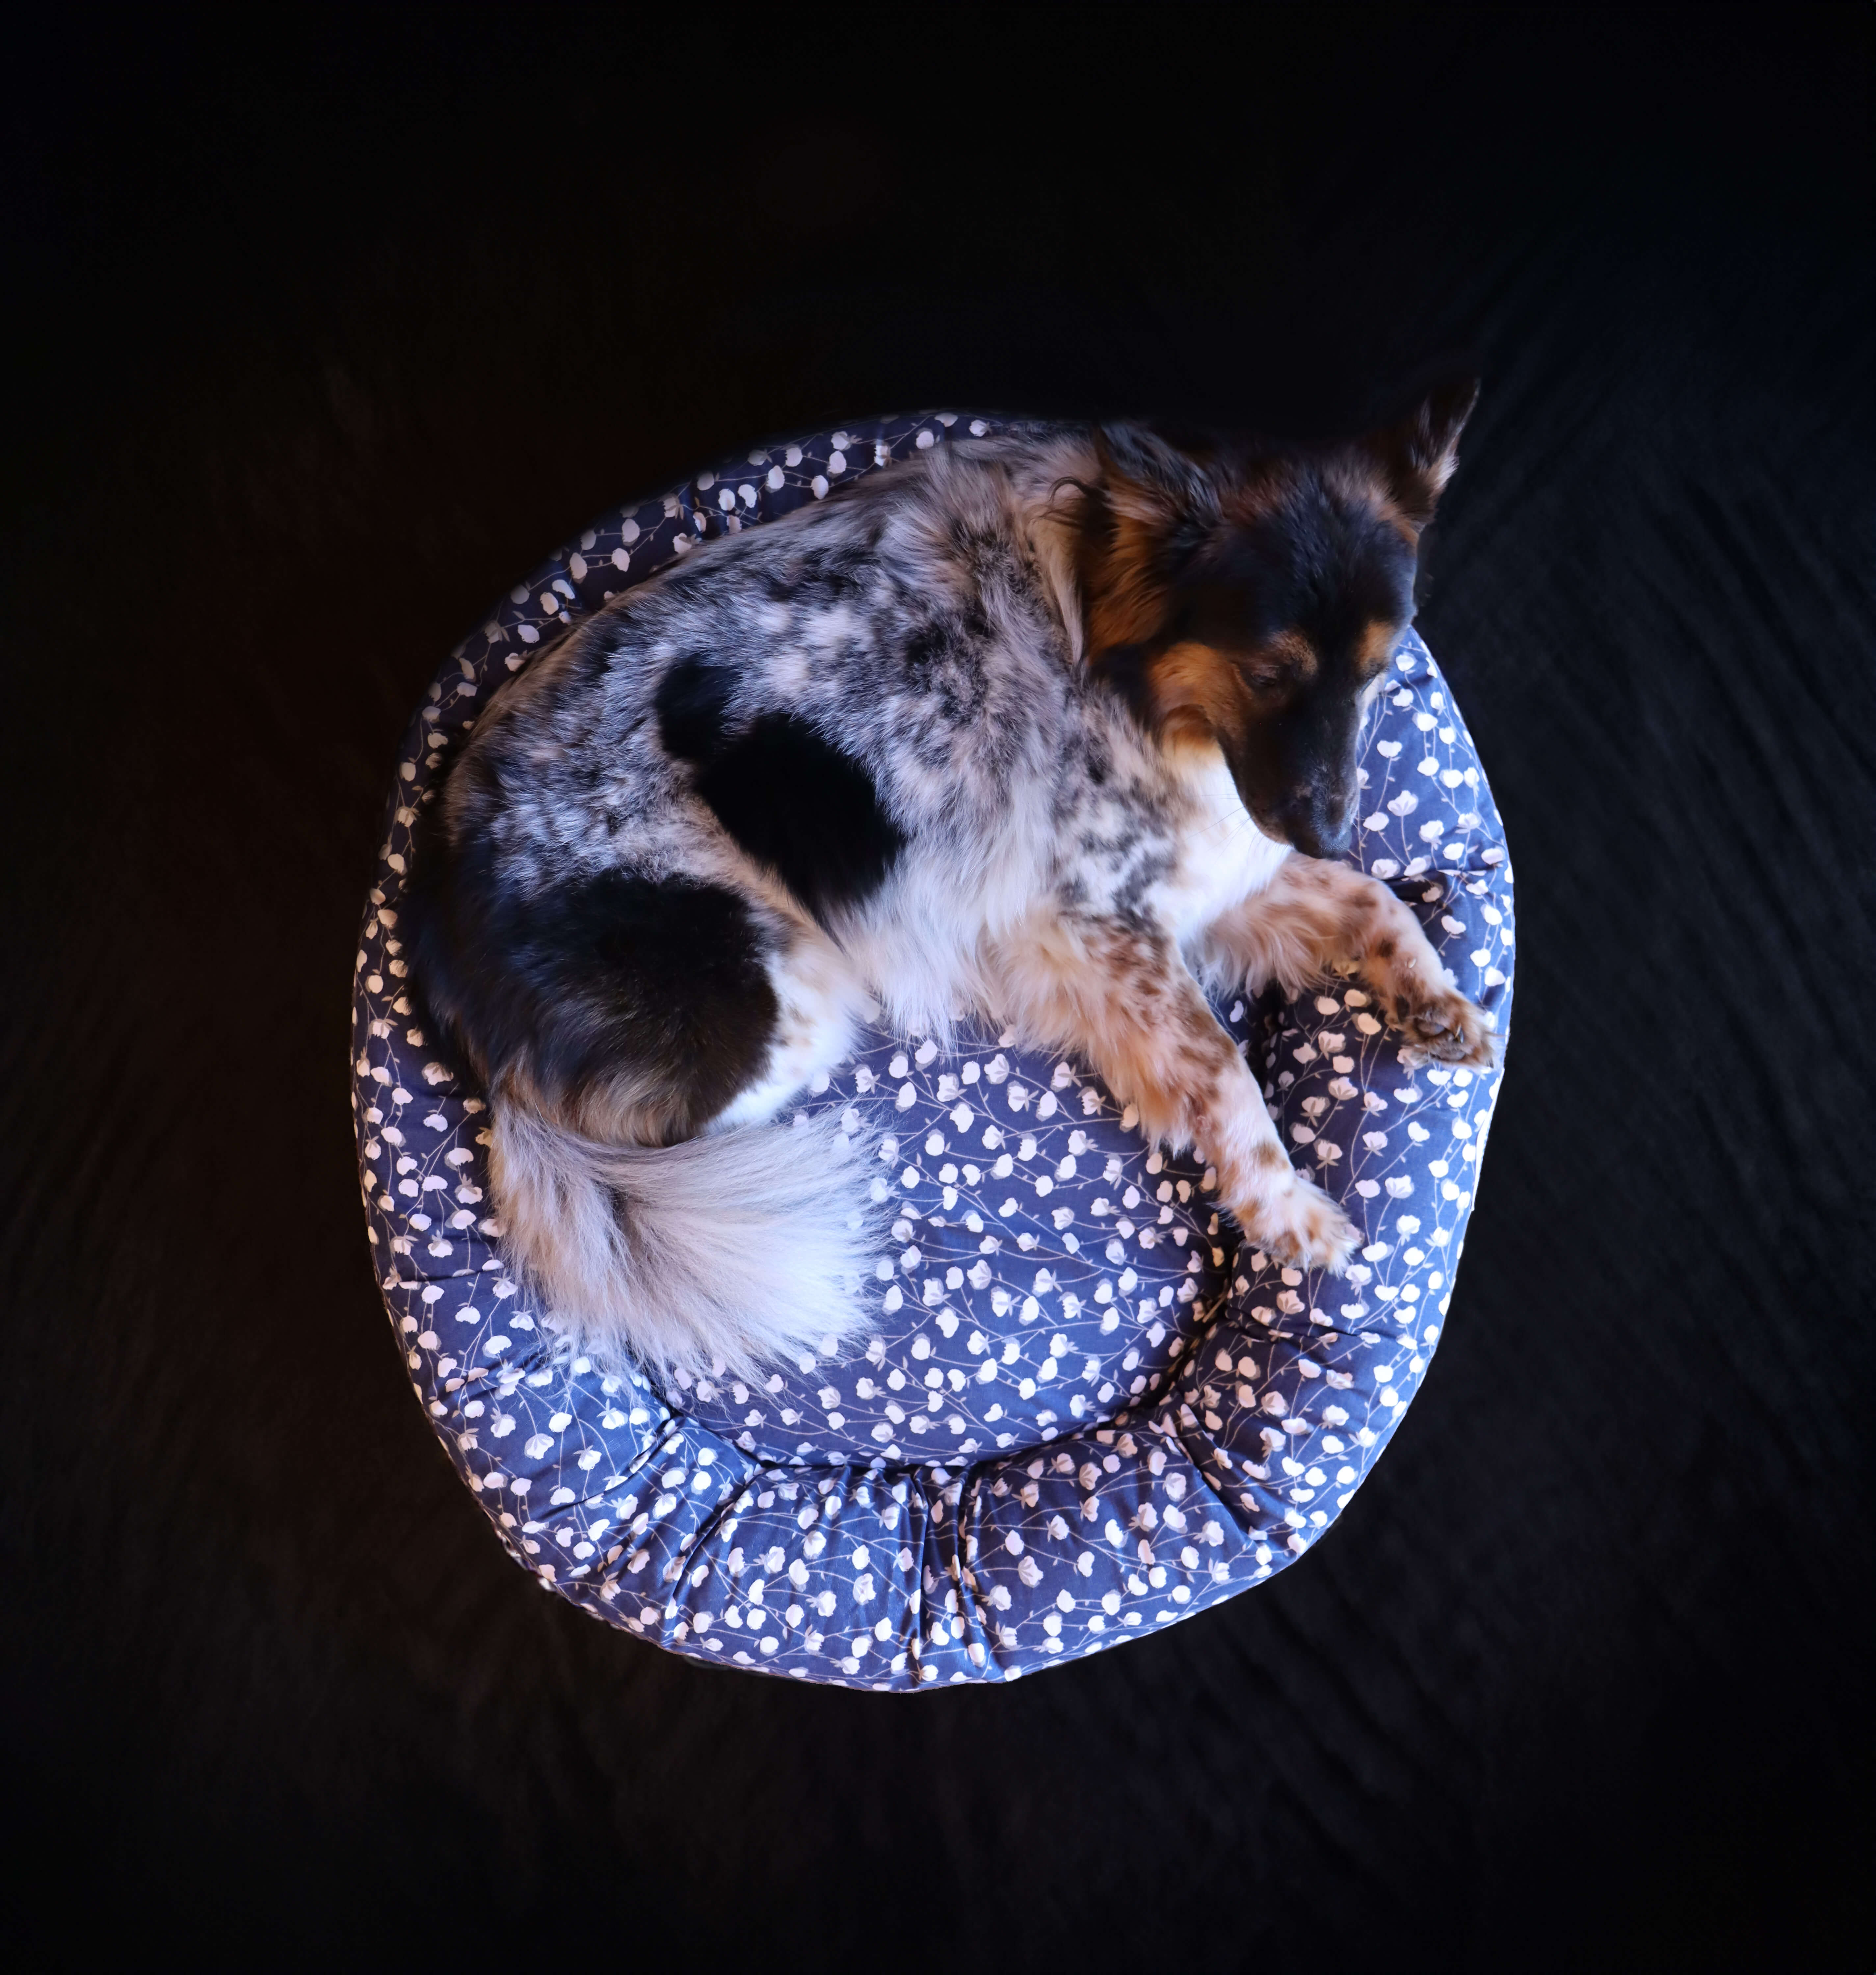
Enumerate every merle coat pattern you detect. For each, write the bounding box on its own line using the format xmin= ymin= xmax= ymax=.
xmin=407 ymin=399 xmax=1494 ymax=1375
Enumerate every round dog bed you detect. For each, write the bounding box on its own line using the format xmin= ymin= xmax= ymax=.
xmin=352 ymin=413 xmax=1515 ymax=1688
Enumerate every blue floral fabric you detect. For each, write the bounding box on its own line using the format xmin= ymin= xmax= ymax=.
xmin=351 ymin=414 xmax=1515 ymax=1688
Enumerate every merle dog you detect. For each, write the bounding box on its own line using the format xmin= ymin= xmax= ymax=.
xmin=407 ymin=390 xmax=1494 ymax=1374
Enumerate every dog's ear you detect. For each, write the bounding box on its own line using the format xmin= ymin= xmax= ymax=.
xmin=1082 ymin=425 xmax=1224 ymax=658
xmin=1093 ymin=425 xmax=1220 ymax=522
xmin=1359 ymin=377 xmax=1479 ymax=527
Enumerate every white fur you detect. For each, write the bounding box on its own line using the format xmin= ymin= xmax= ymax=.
xmin=490 ymin=1105 xmax=881 ymax=1377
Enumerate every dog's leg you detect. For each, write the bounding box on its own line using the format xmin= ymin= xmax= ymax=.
xmin=713 ymin=923 xmax=873 ymax=1129
xmin=1195 ymin=856 xmax=1497 ymax=1067
xmin=995 ymin=913 xmax=1357 ymax=1271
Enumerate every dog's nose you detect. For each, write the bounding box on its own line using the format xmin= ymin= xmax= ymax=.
xmin=1290 ymin=819 xmax=1352 ymax=860
xmin=1276 ymin=792 xmax=1352 ymax=861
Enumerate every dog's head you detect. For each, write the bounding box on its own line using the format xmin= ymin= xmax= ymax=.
xmin=1078 ymin=382 xmax=1477 ymax=857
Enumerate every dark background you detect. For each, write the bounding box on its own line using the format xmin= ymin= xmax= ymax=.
xmin=3 ymin=7 xmax=1869 ymax=1967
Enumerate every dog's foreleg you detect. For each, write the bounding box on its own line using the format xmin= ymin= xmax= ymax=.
xmin=1196 ymin=856 xmax=1498 ymax=1068
xmin=995 ymin=913 xmax=1357 ymax=1271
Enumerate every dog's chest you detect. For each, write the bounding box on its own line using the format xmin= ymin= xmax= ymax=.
xmin=1157 ymin=748 xmax=1290 ymax=936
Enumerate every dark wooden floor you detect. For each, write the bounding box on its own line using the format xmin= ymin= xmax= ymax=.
xmin=3 ymin=10 xmax=1869 ymax=1967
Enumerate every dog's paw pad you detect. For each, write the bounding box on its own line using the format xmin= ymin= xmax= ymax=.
xmin=1396 ymin=990 xmax=1498 ymax=1069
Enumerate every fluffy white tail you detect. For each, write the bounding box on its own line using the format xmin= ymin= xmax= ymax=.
xmin=489 ymin=1105 xmax=881 ymax=1377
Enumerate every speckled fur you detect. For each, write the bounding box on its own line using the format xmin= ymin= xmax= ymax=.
xmin=410 ymin=404 xmax=1493 ymax=1373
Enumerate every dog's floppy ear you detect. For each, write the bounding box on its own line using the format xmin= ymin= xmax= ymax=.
xmin=1360 ymin=377 xmax=1479 ymax=527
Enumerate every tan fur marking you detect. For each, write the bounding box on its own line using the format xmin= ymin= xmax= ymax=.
xmin=1261 ymin=629 xmax=1320 ymax=682
xmin=1083 ymin=500 xmax=1172 ymax=656
xmin=1359 ymin=619 xmax=1399 ymax=675
xmin=1149 ymin=642 xmax=1253 ymax=750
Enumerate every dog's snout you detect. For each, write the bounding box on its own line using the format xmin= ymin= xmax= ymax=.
xmin=1274 ymin=787 xmax=1354 ymax=861
xmin=1286 ymin=816 xmax=1352 ymax=860
xmin=1315 ymin=815 xmax=1355 ymax=859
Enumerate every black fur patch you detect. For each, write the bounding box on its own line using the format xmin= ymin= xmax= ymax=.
xmin=406 ymin=814 xmax=777 ymax=1135
xmin=1090 ymin=643 xmax=1157 ymax=733
xmin=655 ymin=655 xmax=906 ymax=921
xmin=652 ymin=651 xmax=734 ymax=762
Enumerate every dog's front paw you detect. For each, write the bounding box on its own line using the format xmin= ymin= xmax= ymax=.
xmin=1233 ymin=1173 xmax=1359 ymax=1274
xmin=1389 ymin=983 xmax=1499 ymax=1069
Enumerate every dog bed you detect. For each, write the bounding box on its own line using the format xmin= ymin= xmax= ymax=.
xmin=352 ymin=413 xmax=1515 ymax=1688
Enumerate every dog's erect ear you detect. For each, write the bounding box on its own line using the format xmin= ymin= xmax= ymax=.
xmin=1082 ymin=425 xmax=1223 ymax=659
xmin=1359 ymin=377 xmax=1479 ymax=526
xmin=1094 ymin=425 xmax=1219 ymax=520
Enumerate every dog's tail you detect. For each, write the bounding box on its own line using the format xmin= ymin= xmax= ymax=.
xmin=488 ymin=1101 xmax=881 ymax=1377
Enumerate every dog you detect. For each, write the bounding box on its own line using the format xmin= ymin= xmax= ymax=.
xmin=405 ymin=387 xmax=1495 ymax=1377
